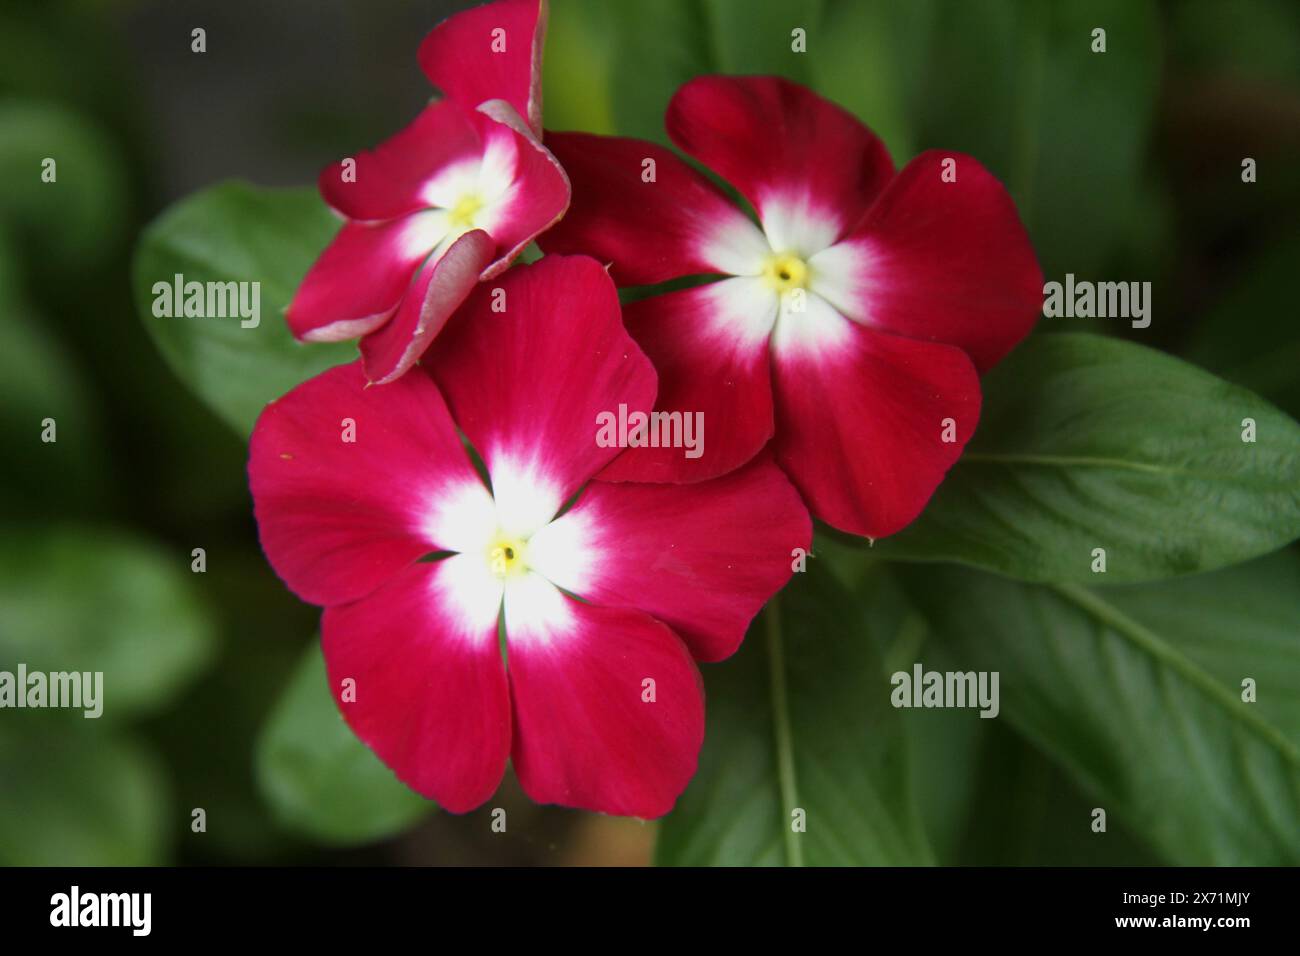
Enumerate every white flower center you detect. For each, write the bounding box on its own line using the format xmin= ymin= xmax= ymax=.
xmin=422 ymin=455 xmax=601 ymax=644
xmin=761 ymin=251 xmax=809 ymax=294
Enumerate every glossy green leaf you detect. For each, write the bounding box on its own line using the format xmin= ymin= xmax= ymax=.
xmin=256 ymin=642 xmax=432 ymax=845
xmin=0 ymin=527 xmax=215 ymax=720
xmin=931 ymin=719 xmax=1161 ymax=865
xmin=131 ymin=181 xmax=357 ymax=437
xmin=811 ymin=543 xmax=1157 ymax=863
xmin=901 ymin=552 xmax=1300 ymax=865
xmin=656 ymin=564 xmax=932 ymax=865
xmin=880 ymin=333 xmax=1300 ymax=584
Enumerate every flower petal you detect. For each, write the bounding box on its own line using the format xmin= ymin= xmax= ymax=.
xmin=503 ymin=574 xmax=703 ymax=818
xmin=426 ymin=255 xmax=657 ymax=522
xmin=531 ymin=456 xmax=810 ymax=662
xmin=595 ymin=280 xmax=776 ymax=483
xmin=286 ymin=213 xmax=448 ymax=343
xmin=248 ymin=361 xmax=491 ymax=606
xmin=318 ymin=99 xmax=481 ymax=222
xmin=819 ymin=150 xmax=1042 ymax=371
xmin=322 ymin=557 xmax=510 ymax=813
xmin=418 ymin=0 xmax=547 ymax=136
xmin=472 ymin=103 xmax=571 ymax=279
xmin=359 ymin=229 xmax=496 ymax=385
xmin=667 ymin=75 xmax=894 ymax=252
xmin=540 ymin=131 xmax=768 ymax=285
xmin=770 ymin=316 xmax=981 ymax=539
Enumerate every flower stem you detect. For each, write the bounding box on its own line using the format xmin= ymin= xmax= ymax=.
xmin=765 ymin=594 xmax=804 ymax=867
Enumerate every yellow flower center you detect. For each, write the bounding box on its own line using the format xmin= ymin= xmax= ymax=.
xmin=449 ymin=192 xmax=486 ymax=229
xmin=762 ymin=252 xmax=809 ymax=293
xmin=486 ymin=535 xmax=528 ymax=580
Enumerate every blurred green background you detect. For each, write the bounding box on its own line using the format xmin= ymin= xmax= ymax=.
xmin=0 ymin=0 xmax=1297 ymax=865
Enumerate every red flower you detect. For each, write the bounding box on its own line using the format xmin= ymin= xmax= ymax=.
xmin=541 ymin=76 xmax=1043 ymax=539
xmin=251 ymin=256 xmax=810 ymax=816
xmin=418 ymin=0 xmax=548 ymax=138
xmin=287 ymin=0 xmax=568 ymax=385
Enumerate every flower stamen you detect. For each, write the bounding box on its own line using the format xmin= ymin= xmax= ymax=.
xmin=487 ymin=535 xmax=528 ymax=579
xmin=449 ymin=192 xmax=486 ymax=228
xmin=762 ymin=252 xmax=809 ymax=293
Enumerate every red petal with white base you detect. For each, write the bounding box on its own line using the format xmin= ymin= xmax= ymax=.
xmin=285 ymin=216 xmax=437 ymax=343
xmin=472 ymin=104 xmax=571 ymax=279
xmin=596 ymin=280 xmax=776 ymax=484
xmin=540 ymin=132 xmax=769 ymax=285
xmin=249 ymin=361 xmax=488 ymax=606
xmin=419 ymin=0 xmax=547 ymax=137
xmin=360 ymin=229 xmax=495 ymax=385
xmin=827 ymin=150 xmax=1042 ymax=372
xmin=319 ymin=99 xmax=481 ymax=222
xmin=770 ymin=319 xmax=981 ymax=539
xmin=532 ymin=457 xmax=810 ymax=662
xmin=426 ymin=255 xmax=657 ymax=521
xmin=322 ymin=558 xmax=510 ymax=813
xmin=667 ymin=75 xmax=894 ymax=250
xmin=503 ymin=577 xmax=703 ymax=818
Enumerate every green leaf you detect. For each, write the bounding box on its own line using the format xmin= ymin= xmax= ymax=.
xmin=0 ymin=100 xmax=128 ymax=266
xmin=131 ymin=181 xmax=357 ymax=437
xmin=656 ymin=564 xmax=932 ymax=865
xmin=1016 ymin=1 xmax=1160 ymax=278
xmin=149 ymin=564 xmax=314 ymax=863
xmin=548 ymin=1 xmax=724 ymax=143
xmin=256 ymin=642 xmax=432 ymax=845
xmin=901 ymin=552 xmax=1300 ymax=865
xmin=605 ymin=0 xmax=715 ymax=144
xmin=0 ymin=727 xmax=169 ymax=866
xmin=917 ymin=0 xmax=1160 ymax=278
xmin=1100 ymin=550 xmax=1300 ymax=743
xmin=0 ymin=302 xmax=107 ymax=513
xmin=543 ymin=0 xmax=616 ymax=134
xmin=702 ymin=0 xmax=823 ymax=82
xmin=914 ymin=0 xmax=1017 ymax=175
xmin=810 ymin=542 xmax=1158 ymax=863
xmin=880 ymin=333 xmax=1300 ymax=584
xmin=812 ymin=0 xmax=935 ymax=160
xmin=1183 ymin=231 xmax=1300 ymax=420
xmin=0 ymin=527 xmax=214 ymax=720
xmin=933 ymin=719 xmax=1161 ymax=865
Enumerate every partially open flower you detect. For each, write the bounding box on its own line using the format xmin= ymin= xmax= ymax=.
xmin=287 ymin=0 xmax=567 ymax=385
xmin=542 ymin=75 xmax=1043 ymax=539
xmin=252 ymin=256 xmax=810 ymax=817
xmin=418 ymin=0 xmax=548 ymax=139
